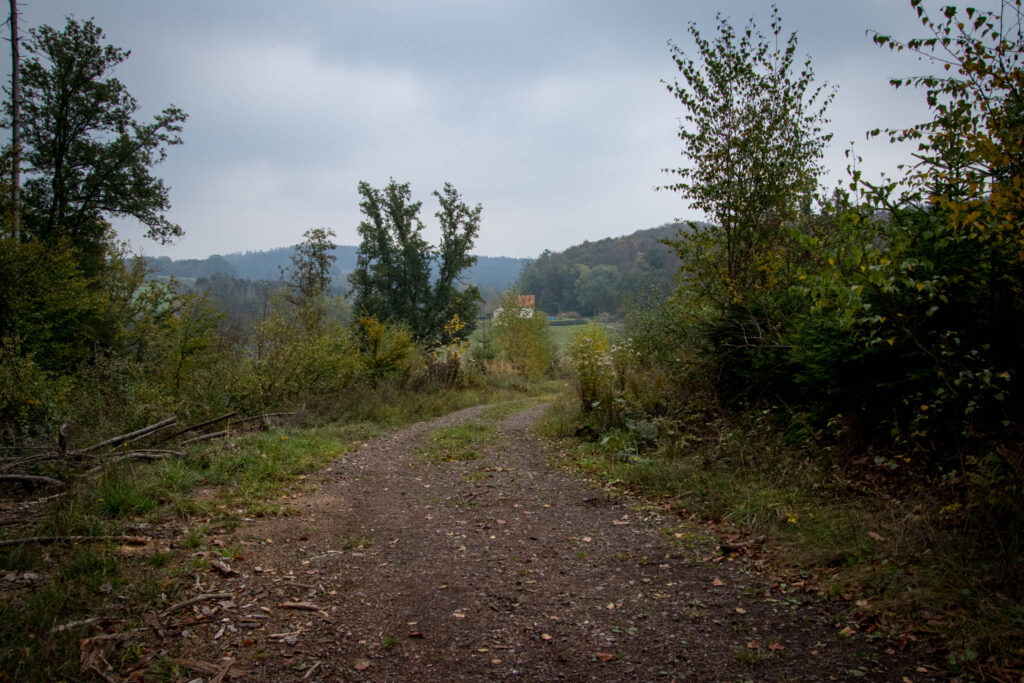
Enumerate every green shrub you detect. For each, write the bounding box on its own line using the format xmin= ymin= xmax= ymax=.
xmin=567 ymin=322 xmax=612 ymax=411
xmin=0 ymin=339 xmax=72 ymax=440
xmin=491 ymin=293 xmax=554 ymax=380
xmin=357 ymin=315 xmax=424 ymax=386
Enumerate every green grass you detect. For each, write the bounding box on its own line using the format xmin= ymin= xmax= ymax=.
xmin=418 ymin=423 xmax=498 ymax=463
xmin=472 ymin=318 xmax=616 ymax=356
xmin=0 ymin=544 xmax=122 ymax=681
xmin=479 ymin=400 xmax=529 ymax=421
xmin=339 ymin=535 xmax=373 ymax=550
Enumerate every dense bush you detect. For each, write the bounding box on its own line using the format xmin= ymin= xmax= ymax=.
xmin=490 ymin=293 xmax=554 ymax=381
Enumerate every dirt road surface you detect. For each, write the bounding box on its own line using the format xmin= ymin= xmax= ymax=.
xmin=139 ymin=403 xmax=937 ymax=681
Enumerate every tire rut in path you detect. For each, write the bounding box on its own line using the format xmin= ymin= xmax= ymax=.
xmin=158 ymin=403 xmax=932 ymax=681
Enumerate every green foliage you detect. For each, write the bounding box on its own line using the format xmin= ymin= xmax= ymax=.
xmin=567 ymin=322 xmax=612 ymax=413
xmin=565 ymin=322 xmax=652 ymax=432
xmin=491 ymin=292 xmax=554 ymax=380
xmin=574 ymin=265 xmax=622 ymax=316
xmin=0 ymin=338 xmax=72 ymax=437
xmin=280 ymin=227 xmax=337 ymax=331
xmin=0 ymin=238 xmax=105 ymax=372
xmin=140 ymin=291 xmax=246 ymax=420
xmin=356 ymin=315 xmax=423 ymax=386
xmin=349 ymin=179 xmax=483 ymax=343
xmin=6 ymin=17 xmax=186 ymax=272
xmin=515 ymin=224 xmax=681 ymax=316
xmin=664 ymin=5 xmax=834 ymax=303
xmin=468 ymin=320 xmax=497 ymax=364
xmin=251 ymin=295 xmax=361 ymax=410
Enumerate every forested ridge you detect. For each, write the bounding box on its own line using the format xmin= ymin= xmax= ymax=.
xmin=515 ymin=222 xmax=688 ymax=316
xmin=148 ymin=246 xmax=529 ymax=293
xmin=2 ymin=1 xmax=1024 ymax=680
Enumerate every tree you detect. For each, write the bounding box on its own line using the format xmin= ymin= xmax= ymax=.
xmin=574 ymin=264 xmax=623 ymax=317
xmin=3 ymin=17 xmax=186 ymax=273
xmin=280 ymin=227 xmax=337 ymax=330
xmin=8 ymin=0 xmax=21 ymax=240
xmin=349 ymin=179 xmax=482 ymax=343
xmin=664 ymin=5 xmax=834 ymax=302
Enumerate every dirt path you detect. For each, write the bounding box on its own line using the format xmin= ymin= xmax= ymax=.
xmin=149 ymin=403 xmax=934 ymax=681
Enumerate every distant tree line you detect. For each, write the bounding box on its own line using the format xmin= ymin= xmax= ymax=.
xmin=515 ymin=224 xmax=684 ymax=316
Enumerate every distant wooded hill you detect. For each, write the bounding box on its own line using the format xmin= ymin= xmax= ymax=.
xmin=147 ymin=245 xmax=528 ymax=292
xmin=147 ymin=223 xmax=690 ymax=320
xmin=515 ymin=222 xmax=689 ymax=316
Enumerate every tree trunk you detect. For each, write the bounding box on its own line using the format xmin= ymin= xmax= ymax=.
xmin=9 ymin=0 xmax=20 ymax=240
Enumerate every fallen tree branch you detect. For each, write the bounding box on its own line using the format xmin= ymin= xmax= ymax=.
xmin=83 ymin=450 xmax=184 ymax=476
xmin=0 ymin=474 xmax=64 ymax=487
xmin=121 ymin=420 xmax=178 ymax=449
xmin=80 ymin=417 xmax=177 ymax=454
xmin=276 ymin=602 xmax=322 ymax=611
xmin=228 ymin=413 xmax=293 ymax=428
xmin=0 ymin=535 xmax=149 ymax=548
xmin=180 ymin=430 xmax=229 ymax=446
xmin=17 ymin=491 xmax=69 ymax=507
xmin=49 ymin=617 xmax=100 ymax=634
xmin=210 ymin=656 xmax=236 ymax=683
xmin=160 ymin=592 xmax=232 ymax=618
xmin=163 ymin=411 xmax=238 ymax=443
xmin=0 ymin=453 xmax=61 ymax=473
xmin=86 ymin=664 xmax=118 ymax=683
xmin=112 ymin=449 xmax=184 ymax=458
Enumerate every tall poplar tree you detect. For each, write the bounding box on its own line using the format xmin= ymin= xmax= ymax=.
xmin=349 ymin=179 xmax=482 ymax=343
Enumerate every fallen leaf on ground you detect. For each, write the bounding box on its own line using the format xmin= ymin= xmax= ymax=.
xmin=747 ymin=640 xmax=761 ymax=649
xmin=735 ymin=608 xmax=746 ymax=614
xmin=453 ymin=612 xmax=466 ymax=618
xmin=354 ymin=659 xmax=370 ymax=671
xmin=612 ymin=520 xmax=629 ymax=526
xmin=595 ymin=652 xmax=614 ymax=662
xmin=541 ymin=633 xmax=552 ymax=641
xmin=712 ymin=578 xmax=725 ymax=586
xmin=839 ymin=626 xmax=855 ymax=637
xmin=768 ymin=642 xmax=785 ymax=651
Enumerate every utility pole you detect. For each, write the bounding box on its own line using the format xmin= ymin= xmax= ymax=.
xmin=9 ymin=0 xmax=20 ymax=240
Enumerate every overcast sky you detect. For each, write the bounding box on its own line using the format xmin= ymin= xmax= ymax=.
xmin=4 ymin=1 xmax=991 ymax=260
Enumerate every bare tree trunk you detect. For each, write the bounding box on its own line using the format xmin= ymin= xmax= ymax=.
xmin=9 ymin=0 xmax=20 ymax=240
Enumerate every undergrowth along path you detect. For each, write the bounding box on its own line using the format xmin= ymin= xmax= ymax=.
xmin=149 ymin=403 xmax=937 ymax=681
